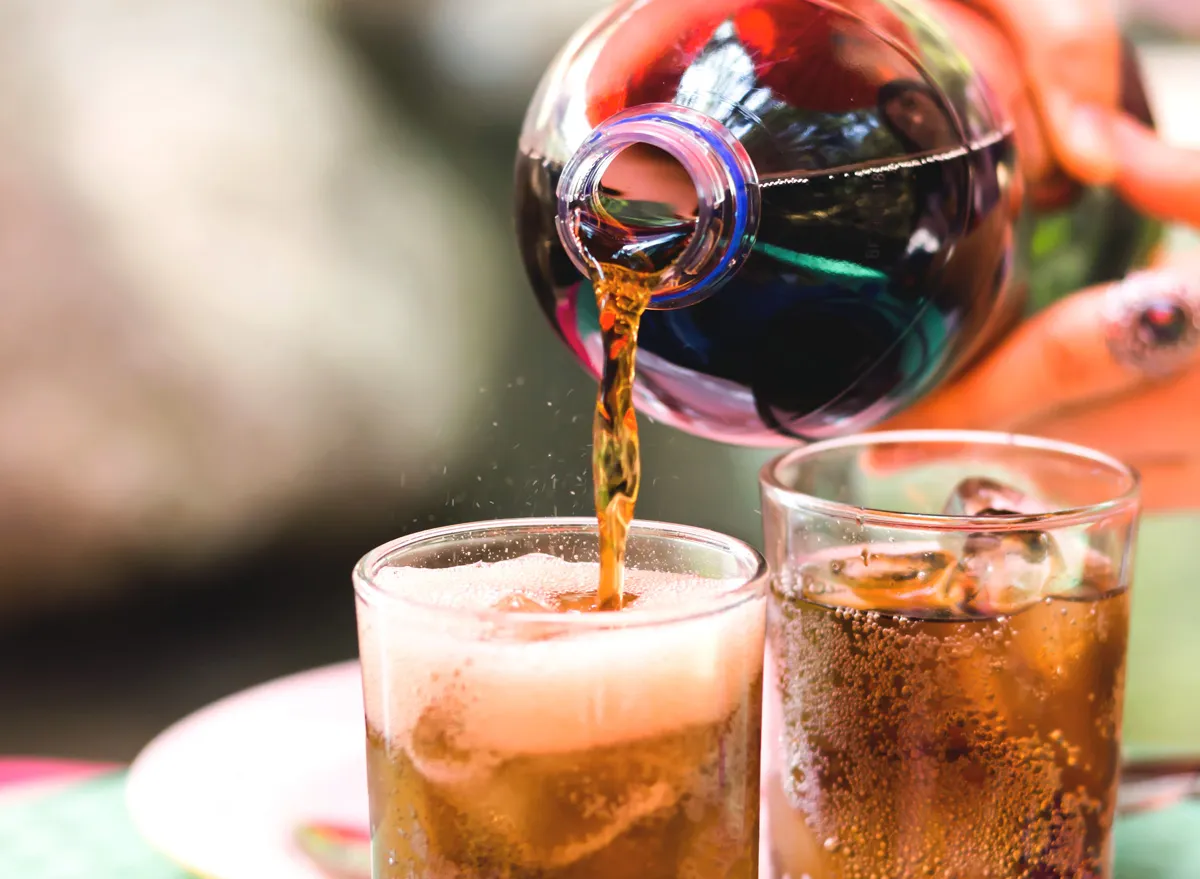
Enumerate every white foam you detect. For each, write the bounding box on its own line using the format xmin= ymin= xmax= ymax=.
xmin=356 ymin=554 xmax=765 ymax=755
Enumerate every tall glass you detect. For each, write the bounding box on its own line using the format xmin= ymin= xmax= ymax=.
xmin=354 ymin=517 xmax=769 ymax=879
xmin=759 ymin=431 xmax=1141 ymax=879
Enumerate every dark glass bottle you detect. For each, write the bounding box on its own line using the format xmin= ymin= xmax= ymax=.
xmin=515 ymin=0 xmax=1160 ymax=444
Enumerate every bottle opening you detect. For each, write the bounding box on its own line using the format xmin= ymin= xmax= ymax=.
xmin=600 ymin=144 xmax=701 ymax=222
xmin=556 ymin=105 xmax=760 ymax=309
xmin=586 ymin=144 xmax=700 ymax=275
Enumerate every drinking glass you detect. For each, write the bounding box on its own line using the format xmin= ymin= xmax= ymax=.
xmin=354 ymin=517 xmax=769 ymax=879
xmin=759 ymin=431 xmax=1141 ymax=878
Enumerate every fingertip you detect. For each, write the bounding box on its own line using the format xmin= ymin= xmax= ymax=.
xmin=873 ymin=390 xmax=993 ymax=435
xmin=859 ymin=443 xmax=938 ymax=476
xmin=862 ymin=407 xmax=990 ymax=474
xmin=1042 ymin=94 xmax=1120 ymax=186
xmin=1109 ymin=115 xmax=1200 ymax=227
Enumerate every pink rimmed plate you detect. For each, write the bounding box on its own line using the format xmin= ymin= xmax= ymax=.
xmin=126 ymin=662 xmax=368 ymax=879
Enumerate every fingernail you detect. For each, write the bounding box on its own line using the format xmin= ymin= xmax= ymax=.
xmin=1058 ymin=100 xmax=1119 ymax=185
xmin=1104 ymin=269 xmax=1200 ymax=379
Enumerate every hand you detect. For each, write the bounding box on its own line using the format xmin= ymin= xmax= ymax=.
xmin=879 ymin=251 xmax=1200 ymax=511
xmin=877 ymin=0 xmax=1200 ymax=511
xmin=954 ymin=0 xmax=1200 ymax=226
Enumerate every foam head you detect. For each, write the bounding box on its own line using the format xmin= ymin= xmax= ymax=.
xmin=357 ymin=553 xmax=765 ymax=757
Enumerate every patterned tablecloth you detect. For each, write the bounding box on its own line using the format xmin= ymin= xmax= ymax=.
xmin=4 ymin=757 xmax=1200 ymax=879
xmin=0 ymin=760 xmax=196 ymax=879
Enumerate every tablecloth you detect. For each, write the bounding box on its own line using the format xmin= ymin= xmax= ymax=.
xmin=2 ymin=757 xmax=1199 ymax=878
xmin=0 ymin=760 xmax=196 ymax=878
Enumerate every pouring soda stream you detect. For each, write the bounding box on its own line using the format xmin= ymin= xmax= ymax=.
xmin=555 ymin=113 xmax=761 ymax=605
xmin=590 ymin=264 xmax=649 ymax=609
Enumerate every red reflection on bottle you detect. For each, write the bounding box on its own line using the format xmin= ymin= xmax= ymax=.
xmin=586 ymin=0 xmax=921 ymax=126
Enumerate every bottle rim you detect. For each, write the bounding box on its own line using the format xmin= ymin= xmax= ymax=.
xmin=555 ymin=104 xmax=761 ymax=309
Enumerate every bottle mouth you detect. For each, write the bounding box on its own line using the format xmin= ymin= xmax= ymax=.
xmin=555 ymin=104 xmax=760 ymax=309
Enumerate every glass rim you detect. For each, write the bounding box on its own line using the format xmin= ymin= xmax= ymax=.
xmin=760 ymin=429 xmax=1141 ymax=532
xmin=353 ymin=516 xmax=768 ymax=629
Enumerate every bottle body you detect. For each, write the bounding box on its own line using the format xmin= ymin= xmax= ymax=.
xmin=515 ymin=0 xmax=1159 ymax=445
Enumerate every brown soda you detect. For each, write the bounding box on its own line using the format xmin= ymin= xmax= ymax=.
xmin=359 ymin=557 xmax=766 ymax=879
xmin=366 ymin=683 xmax=761 ymax=879
xmin=765 ymin=548 xmax=1130 ymax=879
xmin=591 ymin=266 xmax=652 ymax=611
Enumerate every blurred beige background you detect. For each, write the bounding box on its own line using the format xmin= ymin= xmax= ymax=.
xmin=0 ymin=0 xmax=1195 ymax=761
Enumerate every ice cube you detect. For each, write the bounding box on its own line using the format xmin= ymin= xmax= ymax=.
xmin=551 ymin=590 xmax=640 ymax=612
xmin=800 ymin=546 xmax=958 ymax=615
xmin=941 ymin=476 xmax=1099 ymax=612
xmin=407 ymin=699 xmax=503 ymax=787
xmin=951 ymin=528 xmax=1065 ymax=616
xmin=943 ymin=476 xmax=1049 ymax=517
xmin=431 ymin=728 xmax=708 ymax=870
xmin=492 ymin=590 xmax=643 ymax=613
xmin=492 ymin=592 xmax=554 ymax=613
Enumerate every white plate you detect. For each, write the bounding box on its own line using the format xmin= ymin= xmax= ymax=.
xmin=126 ymin=661 xmax=368 ymax=879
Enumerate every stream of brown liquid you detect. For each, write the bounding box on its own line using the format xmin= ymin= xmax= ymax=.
xmin=591 ymin=266 xmax=652 ymax=610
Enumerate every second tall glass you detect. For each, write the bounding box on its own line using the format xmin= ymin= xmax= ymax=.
xmin=759 ymin=431 xmax=1141 ymax=879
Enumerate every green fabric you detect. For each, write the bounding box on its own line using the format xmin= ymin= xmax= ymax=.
xmin=1124 ymin=513 xmax=1200 ymax=759
xmin=1115 ymin=802 xmax=1200 ymax=879
xmin=0 ymin=773 xmax=196 ymax=878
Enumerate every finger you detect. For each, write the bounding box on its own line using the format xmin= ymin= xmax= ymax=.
xmin=1131 ymin=461 xmax=1199 ymax=512
xmin=1036 ymin=96 xmax=1122 ymax=186
xmin=960 ymin=0 xmax=1122 ymax=182
xmin=878 ymin=265 xmax=1200 ymax=434
xmin=960 ymin=0 xmax=1121 ymax=108
xmin=1023 ymin=368 xmax=1200 ymax=511
xmin=1027 ymin=364 xmax=1200 ymax=468
xmin=1108 ymin=115 xmax=1200 ymax=228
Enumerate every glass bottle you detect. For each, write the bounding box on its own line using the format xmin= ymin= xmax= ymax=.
xmin=514 ymin=0 xmax=1161 ymax=444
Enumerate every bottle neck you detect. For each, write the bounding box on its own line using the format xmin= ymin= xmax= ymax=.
xmin=555 ymin=104 xmax=760 ymax=309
